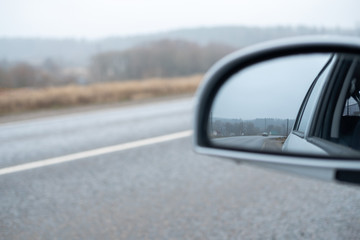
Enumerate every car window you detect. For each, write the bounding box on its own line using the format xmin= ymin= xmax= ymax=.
xmin=338 ymin=60 xmax=360 ymax=150
xmin=342 ymin=62 xmax=360 ymax=117
xmin=343 ymin=97 xmax=360 ymax=116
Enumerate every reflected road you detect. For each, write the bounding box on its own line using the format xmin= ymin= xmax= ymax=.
xmin=212 ymin=135 xmax=284 ymax=151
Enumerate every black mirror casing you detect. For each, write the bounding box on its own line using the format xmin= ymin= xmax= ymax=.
xmin=194 ymin=36 xmax=360 ymax=185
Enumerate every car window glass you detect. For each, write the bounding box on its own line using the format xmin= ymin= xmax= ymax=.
xmin=338 ymin=61 xmax=360 ymax=150
xmin=343 ymin=96 xmax=360 ymax=116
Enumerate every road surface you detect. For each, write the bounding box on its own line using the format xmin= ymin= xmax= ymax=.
xmin=212 ymin=135 xmax=284 ymax=152
xmin=1 ymin=97 xmax=360 ymax=239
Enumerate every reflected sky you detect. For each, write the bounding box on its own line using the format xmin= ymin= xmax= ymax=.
xmin=211 ymin=53 xmax=332 ymax=120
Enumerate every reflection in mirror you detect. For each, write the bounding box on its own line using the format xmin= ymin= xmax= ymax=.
xmin=208 ymin=53 xmax=360 ymax=157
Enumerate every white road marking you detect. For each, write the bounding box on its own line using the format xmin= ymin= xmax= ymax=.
xmin=0 ymin=130 xmax=192 ymax=176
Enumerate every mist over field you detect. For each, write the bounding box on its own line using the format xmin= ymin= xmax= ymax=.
xmin=0 ymin=25 xmax=359 ymax=114
xmin=1 ymin=25 xmax=359 ymax=88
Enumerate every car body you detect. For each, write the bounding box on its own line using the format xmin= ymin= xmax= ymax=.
xmin=283 ymin=52 xmax=360 ymax=157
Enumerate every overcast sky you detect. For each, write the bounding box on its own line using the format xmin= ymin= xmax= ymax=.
xmin=212 ymin=54 xmax=332 ymax=120
xmin=1 ymin=0 xmax=360 ymax=39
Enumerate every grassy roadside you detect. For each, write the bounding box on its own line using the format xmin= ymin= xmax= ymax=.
xmin=0 ymin=75 xmax=202 ymax=116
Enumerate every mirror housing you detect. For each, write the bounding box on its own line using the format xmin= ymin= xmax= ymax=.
xmin=194 ymin=36 xmax=360 ymax=185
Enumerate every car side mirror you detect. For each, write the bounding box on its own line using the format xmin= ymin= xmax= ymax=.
xmin=194 ymin=37 xmax=360 ymax=185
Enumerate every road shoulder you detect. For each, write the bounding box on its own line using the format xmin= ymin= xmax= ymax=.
xmin=0 ymin=94 xmax=193 ymax=124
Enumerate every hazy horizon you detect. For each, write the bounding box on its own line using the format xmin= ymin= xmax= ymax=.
xmin=0 ymin=24 xmax=359 ymax=41
xmin=1 ymin=0 xmax=360 ymax=39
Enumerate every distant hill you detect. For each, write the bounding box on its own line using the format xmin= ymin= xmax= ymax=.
xmin=0 ymin=25 xmax=359 ymax=66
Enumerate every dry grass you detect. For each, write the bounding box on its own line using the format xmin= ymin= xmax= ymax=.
xmin=0 ymin=75 xmax=202 ymax=115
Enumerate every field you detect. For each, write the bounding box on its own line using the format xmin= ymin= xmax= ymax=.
xmin=0 ymin=75 xmax=202 ymax=115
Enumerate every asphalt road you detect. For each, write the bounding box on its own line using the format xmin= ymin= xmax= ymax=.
xmin=1 ymin=97 xmax=360 ymax=239
xmin=212 ymin=135 xmax=284 ymax=152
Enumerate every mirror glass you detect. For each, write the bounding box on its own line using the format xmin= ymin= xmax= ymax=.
xmin=209 ymin=53 xmax=360 ymax=157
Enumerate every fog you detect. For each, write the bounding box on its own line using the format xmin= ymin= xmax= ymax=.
xmin=0 ymin=0 xmax=359 ymax=115
xmin=1 ymin=0 xmax=360 ymax=39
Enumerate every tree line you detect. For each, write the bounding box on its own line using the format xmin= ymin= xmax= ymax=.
xmin=0 ymin=39 xmax=235 ymax=88
xmin=89 ymin=39 xmax=235 ymax=81
xmin=0 ymin=59 xmax=80 ymax=88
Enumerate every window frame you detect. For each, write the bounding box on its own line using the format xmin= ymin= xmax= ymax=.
xmin=293 ymin=55 xmax=335 ymax=138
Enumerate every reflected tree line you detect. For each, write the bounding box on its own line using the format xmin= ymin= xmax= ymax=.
xmin=209 ymin=118 xmax=295 ymax=137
